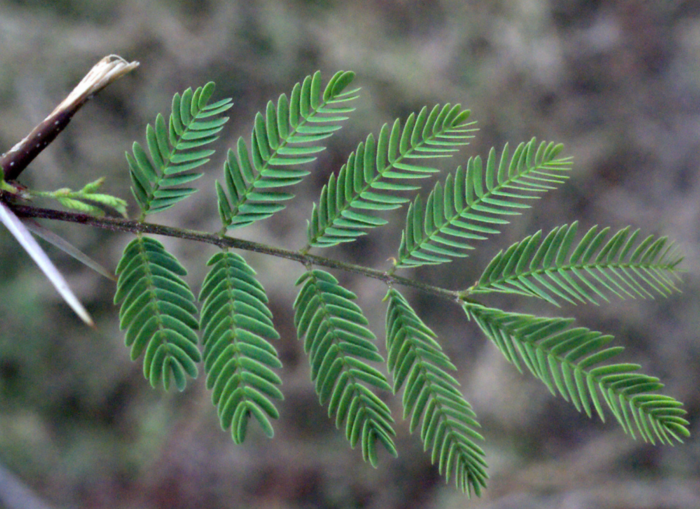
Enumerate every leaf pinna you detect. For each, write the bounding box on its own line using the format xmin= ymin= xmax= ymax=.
xmin=386 ymin=288 xmax=487 ymax=496
xmin=115 ymin=236 xmax=201 ymax=391
xmin=294 ymin=269 xmax=397 ymax=466
xmin=396 ymin=139 xmax=572 ymax=268
xmin=127 ymin=82 xmax=232 ymax=217
xmin=199 ymin=251 xmax=283 ymax=443
xmin=464 ymin=303 xmax=690 ymax=445
xmin=305 ymin=104 xmax=477 ymax=249
xmin=469 ymin=222 xmax=683 ymax=305
xmin=216 ymin=71 xmax=358 ymax=230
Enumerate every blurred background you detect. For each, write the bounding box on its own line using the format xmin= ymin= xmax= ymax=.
xmin=1 ymin=1 xmax=699 ymax=508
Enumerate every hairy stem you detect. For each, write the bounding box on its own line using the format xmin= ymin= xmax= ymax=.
xmin=8 ymin=201 xmax=464 ymax=302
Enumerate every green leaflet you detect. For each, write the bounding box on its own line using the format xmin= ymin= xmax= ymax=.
xmin=218 ymin=71 xmax=358 ymax=230
xmin=31 ymin=177 xmax=127 ymax=217
xmin=396 ymin=139 xmax=573 ymax=268
xmin=469 ymin=222 xmax=684 ymax=305
xmin=293 ymin=269 xmax=397 ymax=466
xmin=385 ymin=288 xmax=487 ymax=496
xmin=127 ymin=82 xmax=232 ymax=217
xmin=306 ymin=104 xmax=478 ymax=248
xmin=115 ymin=236 xmax=201 ymax=391
xmin=199 ymin=251 xmax=283 ymax=444
xmin=464 ymin=303 xmax=690 ymax=445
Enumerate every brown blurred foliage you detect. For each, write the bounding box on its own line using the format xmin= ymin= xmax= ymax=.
xmin=0 ymin=1 xmax=699 ymax=508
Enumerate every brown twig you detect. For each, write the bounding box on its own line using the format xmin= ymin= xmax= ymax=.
xmin=1 ymin=55 xmax=139 ymax=181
